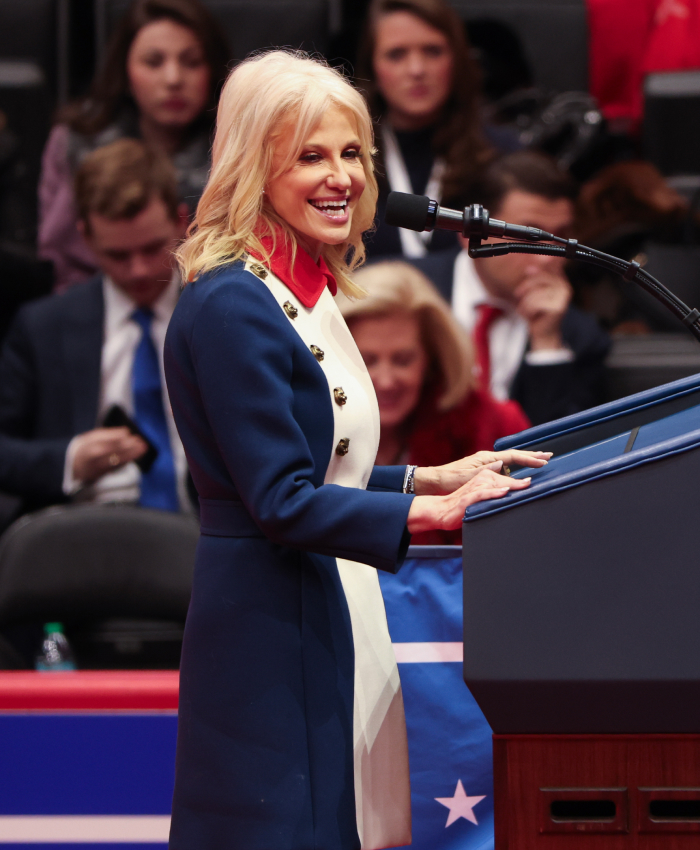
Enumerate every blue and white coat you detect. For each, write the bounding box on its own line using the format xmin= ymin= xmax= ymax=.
xmin=164 ymin=254 xmax=414 ymax=850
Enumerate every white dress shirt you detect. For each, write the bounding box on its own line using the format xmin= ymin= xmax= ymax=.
xmin=450 ymin=250 xmax=574 ymax=401
xmin=64 ymin=274 xmax=190 ymax=510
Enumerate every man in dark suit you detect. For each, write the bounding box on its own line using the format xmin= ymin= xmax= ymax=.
xmin=411 ymin=151 xmax=611 ymax=425
xmin=0 ymin=139 xmax=190 ymax=522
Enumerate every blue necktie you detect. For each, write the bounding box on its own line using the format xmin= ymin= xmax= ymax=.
xmin=131 ymin=307 xmax=179 ymax=512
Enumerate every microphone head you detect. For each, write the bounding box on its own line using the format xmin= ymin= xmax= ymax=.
xmin=385 ymin=191 xmax=431 ymax=232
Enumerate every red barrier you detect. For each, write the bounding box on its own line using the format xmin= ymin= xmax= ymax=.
xmin=0 ymin=671 xmax=179 ymax=711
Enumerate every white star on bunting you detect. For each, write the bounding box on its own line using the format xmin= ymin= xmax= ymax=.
xmin=435 ymin=779 xmax=486 ymax=827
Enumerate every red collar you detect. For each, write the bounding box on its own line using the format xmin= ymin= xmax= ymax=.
xmin=251 ymin=235 xmax=337 ymax=308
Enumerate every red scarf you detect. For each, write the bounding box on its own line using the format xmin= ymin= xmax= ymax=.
xmin=251 ymin=234 xmax=337 ymax=308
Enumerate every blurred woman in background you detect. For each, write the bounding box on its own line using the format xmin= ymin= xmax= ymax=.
xmin=39 ymin=0 xmax=229 ymax=292
xmin=340 ymin=261 xmax=530 ymax=544
xmin=356 ymin=0 xmax=496 ymax=258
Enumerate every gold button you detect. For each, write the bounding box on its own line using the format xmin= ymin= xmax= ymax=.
xmin=249 ymin=262 xmax=268 ymax=280
xmin=310 ymin=345 xmax=324 ymax=362
xmin=335 ymin=438 xmax=350 ymax=456
xmin=283 ymin=301 xmax=298 ymax=319
xmin=333 ymin=387 xmax=347 ymax=406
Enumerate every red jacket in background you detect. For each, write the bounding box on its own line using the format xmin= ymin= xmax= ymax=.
xmin=644 ymin=0 xmax=700 ymax=72
xmin=587 ymin=0 xmax=657 ymax=126
xmin=588 ymin=0 xmax=700 ymax=128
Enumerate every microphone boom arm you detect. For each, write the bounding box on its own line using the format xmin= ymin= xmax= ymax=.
xmin=384 ymin=191 xmax=700 ymax=341
xmin=467 ymin=235 xmax=700 ymax=343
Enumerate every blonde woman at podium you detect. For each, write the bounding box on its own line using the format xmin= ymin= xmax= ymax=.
xmin=164 ymin=50 xmax=550 ymax=850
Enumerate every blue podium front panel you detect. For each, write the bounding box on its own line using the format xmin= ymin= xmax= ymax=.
xmin=462 ymin=394 xmax=700 ymax=734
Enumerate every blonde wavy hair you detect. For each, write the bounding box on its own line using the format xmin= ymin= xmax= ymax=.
xmin=177 ymin=50 xmax=378 ymax=297
xmin=339 ymin=261 xmax=476 ymax=411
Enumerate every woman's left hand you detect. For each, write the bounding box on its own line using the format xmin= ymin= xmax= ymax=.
xmin=413 ymin=450 xmax=552 ymax=496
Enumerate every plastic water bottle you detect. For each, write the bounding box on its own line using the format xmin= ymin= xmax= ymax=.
xmin=35 ymin=622 xmax=76 ymax=671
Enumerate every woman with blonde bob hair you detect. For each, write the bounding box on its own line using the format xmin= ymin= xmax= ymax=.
xmin=341 ymin=262 xmax=530 ymax=544
xmin=164 ymin=50 xmax=547 ymax=850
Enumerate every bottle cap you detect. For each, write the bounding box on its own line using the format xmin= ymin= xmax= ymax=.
xmin=44 ymin=622 xmax=64 ymax=634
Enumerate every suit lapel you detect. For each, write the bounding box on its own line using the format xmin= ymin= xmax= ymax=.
xmin=62 ymin=277 xmax=104 ymax=434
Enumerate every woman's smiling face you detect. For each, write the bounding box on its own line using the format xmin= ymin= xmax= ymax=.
xmin=264 ymin=106 xmax=367 ymax=260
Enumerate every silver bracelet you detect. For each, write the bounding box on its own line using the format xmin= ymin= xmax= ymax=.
xmin=403 ymin=465 xmax=418 ymax=494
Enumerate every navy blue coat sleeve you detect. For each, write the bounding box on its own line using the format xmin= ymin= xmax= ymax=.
xmin=368 ymin=466 xmax=406 ymax=493
xmin=0 ymin=310 xmax=68 ymax=499
xmin=173 ymin=277 xmax=414 ymax=573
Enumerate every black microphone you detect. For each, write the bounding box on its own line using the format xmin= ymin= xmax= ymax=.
xmin=385 ymin=191 xmax=553 ymax=242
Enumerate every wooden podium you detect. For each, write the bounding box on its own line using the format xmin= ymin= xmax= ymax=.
xmin=462 ymin=374 xmax=700 ymax=848
xmin=493 ymin=735 xmax=700 ymax=848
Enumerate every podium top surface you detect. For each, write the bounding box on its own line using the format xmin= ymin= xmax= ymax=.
xmin=494 ymin=371 xmax=700 ymax=451
xmin=465 ymin=400 xmax=700 ymax=521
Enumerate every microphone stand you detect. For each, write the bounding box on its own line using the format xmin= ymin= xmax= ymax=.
xmin=467 ymin=232 xmax=700 ymax=343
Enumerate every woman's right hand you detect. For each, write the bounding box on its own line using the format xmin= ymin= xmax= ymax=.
xmin=406 ymin=464 xmax=532 ymax=534
xmin=414 ymin=450 xmax=551 ymax=496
